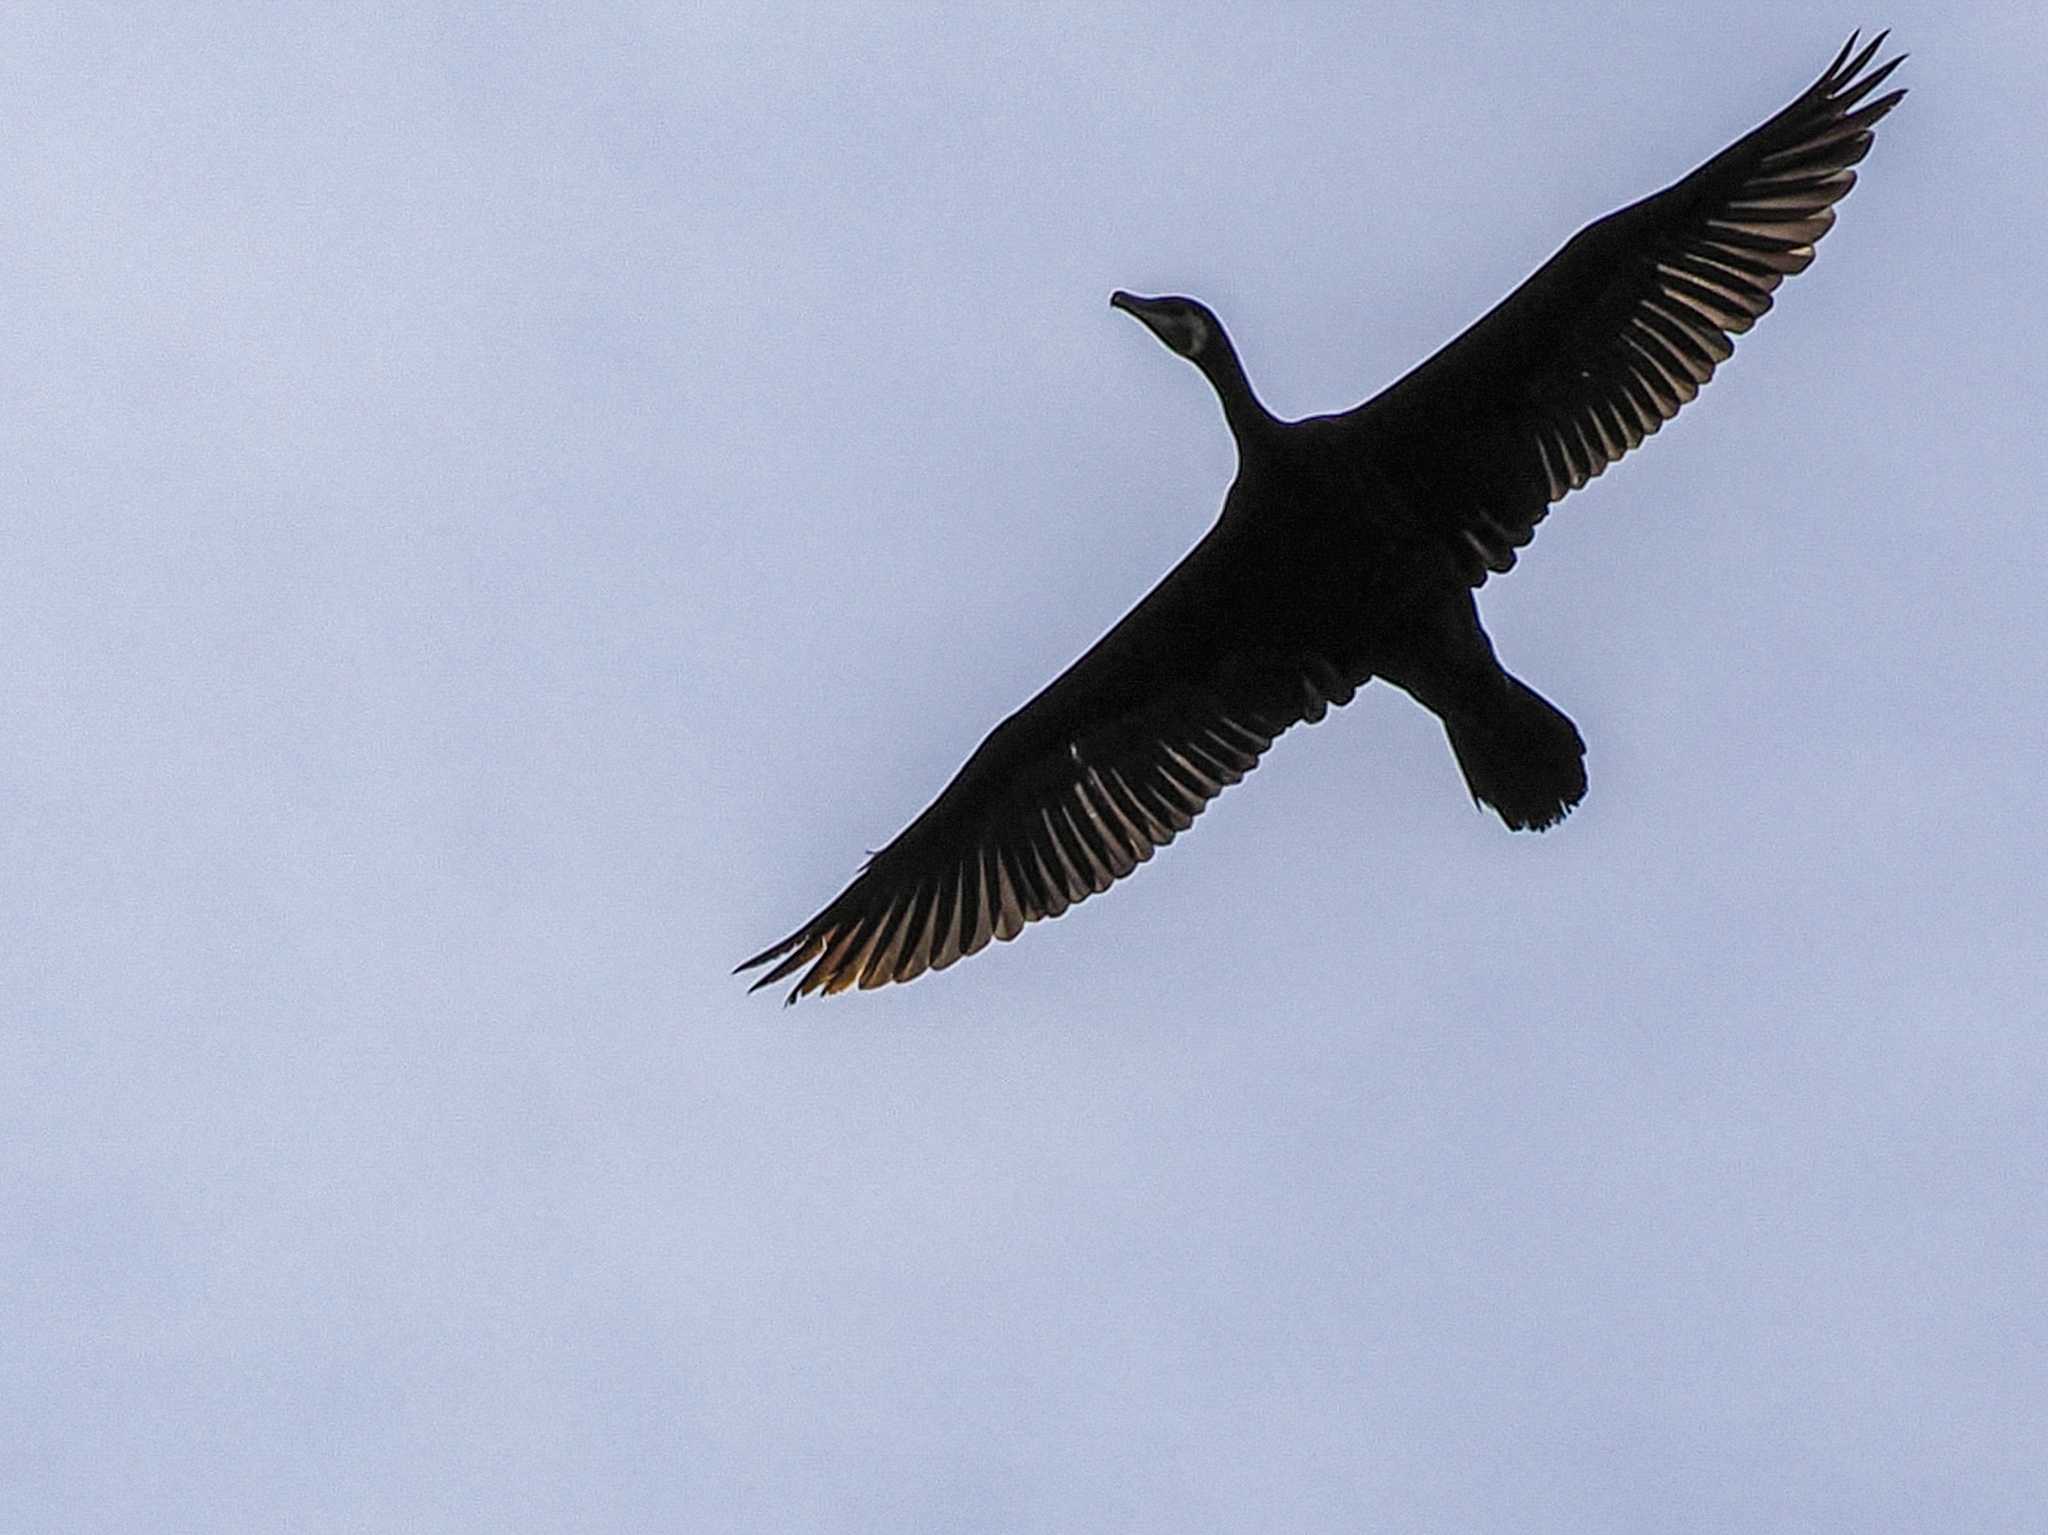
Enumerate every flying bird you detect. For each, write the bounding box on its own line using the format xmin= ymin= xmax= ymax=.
xmin=740 ymin=34 xmax=1905 ymax=1002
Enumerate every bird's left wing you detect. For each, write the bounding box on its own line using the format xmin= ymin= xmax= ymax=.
xmin=737 ymin=535 xmax=1359 ymax=1001
xmin=1331 ymin=33 xmax=1904 ymax=584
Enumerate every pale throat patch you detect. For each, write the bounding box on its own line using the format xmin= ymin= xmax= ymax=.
xmin=1176 ymin=310 xmax=1210 ymax=356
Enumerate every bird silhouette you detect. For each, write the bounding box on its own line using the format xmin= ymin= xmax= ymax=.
xmin=740 ymin=34 xmax=1905 ymax=1001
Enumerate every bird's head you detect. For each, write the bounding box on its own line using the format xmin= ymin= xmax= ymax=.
xmin=1110 ymin=291 xmax=1219 ymax=362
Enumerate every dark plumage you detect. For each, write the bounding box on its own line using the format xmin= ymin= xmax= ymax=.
xmin=740 ymin=35 xmax=1905 ymax=1001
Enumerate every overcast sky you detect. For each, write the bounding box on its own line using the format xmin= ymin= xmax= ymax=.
xmin=3 ymin=4 xmax=2042 ymax=1531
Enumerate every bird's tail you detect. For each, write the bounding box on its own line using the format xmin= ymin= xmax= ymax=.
xmin=1443 ymin=676 xmax=1587 ymax=832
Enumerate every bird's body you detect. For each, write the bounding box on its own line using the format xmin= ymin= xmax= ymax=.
xmin=741 ymin=35 xmax=1904 ymax=1001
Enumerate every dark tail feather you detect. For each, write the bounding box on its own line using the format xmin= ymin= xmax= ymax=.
xmin=1443 ymin=676 xmax=1587 ymax=831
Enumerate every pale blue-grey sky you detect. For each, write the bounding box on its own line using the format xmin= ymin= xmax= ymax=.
xmin=3 ymin=4 xmax=2042 ymax=1531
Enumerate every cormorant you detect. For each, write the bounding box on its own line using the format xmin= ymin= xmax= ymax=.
xmin=739 ymin=35 xmax=1905 ymax=1001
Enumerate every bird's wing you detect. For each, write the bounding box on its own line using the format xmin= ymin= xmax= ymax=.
xmin=1331 ymin=33 xmax=1904 ymax=585
xmin=736 ymin=531 xmax=1360 ymax=1002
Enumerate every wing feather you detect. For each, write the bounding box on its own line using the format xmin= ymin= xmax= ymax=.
xmin=1335 ymin=34 xmax=1903 ymax=585
xmin=737 ymin=535 xmax=1368 ymax=1000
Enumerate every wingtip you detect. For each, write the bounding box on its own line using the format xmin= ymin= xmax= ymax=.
xmin=1846 ymin=28 xmax=1893 ymax=80
xmin=1821 ymin=29 xmax=1902 ymax=95
xmin=736 ymin=924 xmax=831 ymax=998
xmin=1825 ymin=31 xmax=1859 ymax=81
xmin=734 ymin=937 xmax=789 ymax=975
xmin=737 ymin=945 xmax=821 ymax=1003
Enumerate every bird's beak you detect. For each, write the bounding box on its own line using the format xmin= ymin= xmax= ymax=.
xmin=1110 ymin=290 xmax=1175 ymax=341
xmin=1109 ymin=290 xmax=1206 ymax=360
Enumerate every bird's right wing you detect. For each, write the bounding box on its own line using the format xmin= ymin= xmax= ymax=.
xmin=1330 ymin=32 xmax=1904 ymax=584
xmin=736 ymin=533 xmax=1360 ymax=1002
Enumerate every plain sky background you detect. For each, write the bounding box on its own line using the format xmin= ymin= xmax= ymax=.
xmin=4 ymin=4 xmax=2042 ymax=1531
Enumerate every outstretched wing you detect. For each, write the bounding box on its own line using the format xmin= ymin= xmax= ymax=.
xmin=1335 ymin=33 xmax=1905 ymax=584
xmin=736 ymin=530 xmax=1362 ymax=1002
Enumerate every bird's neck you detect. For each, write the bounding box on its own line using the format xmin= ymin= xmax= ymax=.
xmin=1197 ymin=331 xmax=1278 ymax=447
